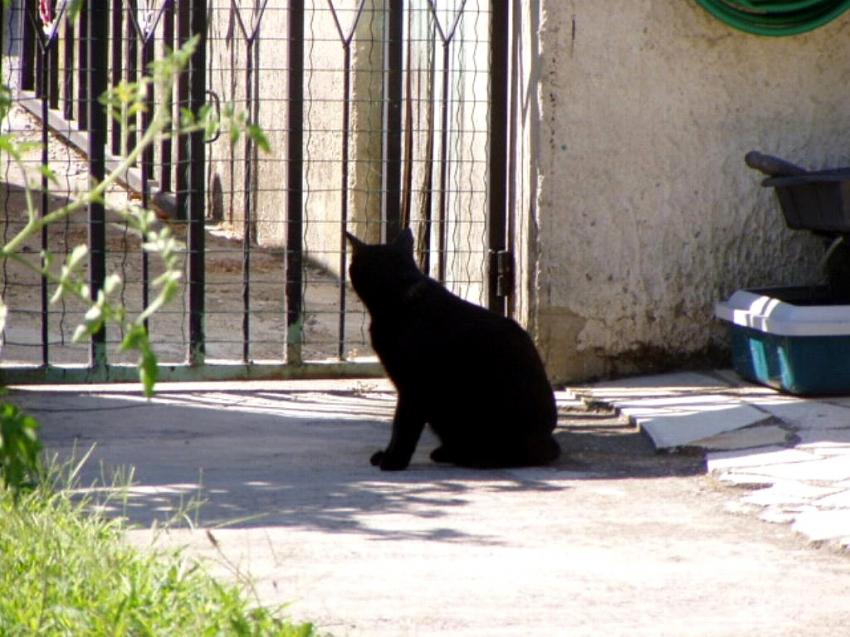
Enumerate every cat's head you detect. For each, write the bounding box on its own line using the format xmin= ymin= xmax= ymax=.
xmin=346 ymin=228 xmax=421 ymax=310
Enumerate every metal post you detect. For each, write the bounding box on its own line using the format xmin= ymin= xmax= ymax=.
xmin=286 ymin=0 xmax=305 ymax=365
xmin=63 ymin=16 xmax=74 ymax=120
xmin=110 ymin=0 xmax=122 ymax=155
xmin=88 ymin=2 xmax=108 ymax=369
xmin=77 ymin=2 xmax=88 ymax=130
xmin=383 ymin=0 xmax=404 ymax=241
xmin=141 ymin=33 xmax=156 ymax=331
xmin=39 ymin=38 xmax=50 ymax=366
xmin=48 ymin=31 xmax=59 ymax=109
xmin=487 ymin=0 xmax=509 ymax=315
xmin=125 ymin=0 xmax=138 ymax=155
xmin=176 ymin=1 xmax=190 ymax=221
xmin=160 ymin=3 xmax=174 ymax=192
xmin=241 ymin=37 xmax=255 ymax=363
xmin=20 ymin=3 xmax=35 ymax=91
xmin=187 ymin=0 xmax=207 ymax=365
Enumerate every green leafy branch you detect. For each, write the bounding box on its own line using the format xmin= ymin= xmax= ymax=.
xmin=0 ymin=34 xmax=269 ymax=397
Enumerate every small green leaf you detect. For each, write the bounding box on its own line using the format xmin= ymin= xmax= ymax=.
xmin=72 ymin=324 xmax=89 ymax=343
xmin=247 ymin=124 xmax=271 ymax=153
xmin=0 ymin=296 xmax=7 ymax=337
xmin=139 ymin=347 xmax=158 ymax=398
xmin=39 ymin=165 xmax=59 ymax=186
xmin=68 ymin=244 xmax=89 ymax=270
xmin=84 ymin=304 xmax=103 ymax=324
xmin=104 ymin=273 xmax=122 ymax=296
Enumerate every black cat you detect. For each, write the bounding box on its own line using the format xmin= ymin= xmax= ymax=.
xmin=346 ymin=229 xmax=560 ymax=471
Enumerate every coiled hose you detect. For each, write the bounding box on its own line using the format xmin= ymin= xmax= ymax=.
xmin=694 ymin=0 xmax=850 ymax=36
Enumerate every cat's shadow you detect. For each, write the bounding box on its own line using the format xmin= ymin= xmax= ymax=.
xmin=29 ymin=389 xmax=703 ymax=545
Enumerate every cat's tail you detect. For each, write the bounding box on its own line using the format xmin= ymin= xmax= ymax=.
xmin=456 ymin=435 xmax=560 ymax=469
xmin=523 ymin=435 xmax=561 ymax=466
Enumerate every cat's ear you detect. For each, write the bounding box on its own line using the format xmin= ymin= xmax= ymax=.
xmin=394 ymin=228 xmax=414 ymax=254
xmin=345 ymin=231 xmax=366 ymax=253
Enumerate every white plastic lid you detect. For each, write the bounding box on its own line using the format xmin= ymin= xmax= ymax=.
xmin=715 ymin=289 xmax=850 ymax=337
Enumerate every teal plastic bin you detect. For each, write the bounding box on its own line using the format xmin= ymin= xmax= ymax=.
xmin=715 ymin=287 xmax=850 ymax=396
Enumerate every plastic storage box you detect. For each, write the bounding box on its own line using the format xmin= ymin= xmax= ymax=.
xmin=715 ymin=286 xmax=850 ymax=395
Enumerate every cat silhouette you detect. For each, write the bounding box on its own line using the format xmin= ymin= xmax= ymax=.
xmin=346 ymin=228 xmax=560 ymax=470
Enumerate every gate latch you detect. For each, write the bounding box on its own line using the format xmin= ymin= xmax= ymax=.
xmin=492 ymin=249 xmax=514 ymax=298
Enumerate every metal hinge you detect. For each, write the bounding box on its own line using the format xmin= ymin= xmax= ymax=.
xmin=493 ymin=249 xmax=514 ymax=298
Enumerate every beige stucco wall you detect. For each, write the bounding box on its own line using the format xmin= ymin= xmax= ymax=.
xmin=205 ymin=1 xmax=384 ymax=268
xmin=527 ymin=0 xmax=850 ymax=382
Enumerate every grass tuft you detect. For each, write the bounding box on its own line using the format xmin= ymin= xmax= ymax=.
xmin=0 ymin=463 xmax=320 ymax=637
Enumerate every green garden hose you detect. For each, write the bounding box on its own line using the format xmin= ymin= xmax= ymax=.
xmin=694 ymin=0 xmax=850 ymax=36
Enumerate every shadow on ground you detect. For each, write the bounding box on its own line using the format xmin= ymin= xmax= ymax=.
xmin=14 ymin=386 xmax=705 ymax=543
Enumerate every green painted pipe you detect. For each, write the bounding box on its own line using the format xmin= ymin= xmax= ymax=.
xmin=694 ymin=0 xmax=850 ymax=36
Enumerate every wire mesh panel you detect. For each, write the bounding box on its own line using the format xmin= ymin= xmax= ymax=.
xmin=0 ymin=0 xmax=502 ymax=383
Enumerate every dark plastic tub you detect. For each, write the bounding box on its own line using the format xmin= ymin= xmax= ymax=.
xmin=763 ymin=168 xmax=850 ymax=234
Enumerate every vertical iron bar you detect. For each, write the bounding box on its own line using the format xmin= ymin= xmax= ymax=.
xmin=188 ymin=0 xmax=207 ymax=365
xmin=20 ymin=3 xmax=35 ymax=91
xmin=141 ymin=36 xmax=155 ymax=331
xmin=88 ymin=2 xmax=108 ymax=369
xmin=176 ymin=1 xmax=189 ymax=220
xmin=48 ymin=34 xmax=59 ymax=109
xmin=39 ymin=45 xmax=49 ymax=366
xmin=241 ymin=39 xmax=254 ymax=363
xmin=160 ymin=2 xmax=174 ymax=192
xmin=383 ymin=0 xmax=403 ymax=240
xmin=110 ymin=0 xmax=122 ymax=155
xmin=286 ymin=0 xmax=304 ymax=365
xmin=419 ymin=30 xmax=436 ymax=275
xmin=77 ymin=3 xmax=88 ymax=130
xmin=436 ymin=42 xmax=450 ymax=283
xmin=63 ymin=17 xmax=74 ymax=120
xmin=35 ymin=29 xmax=44 ymax=98
xmin=125 ymin=1 xmax=138 ymax=155
xmin=338 ymin=44 xmax=352 ymax=360
xmin=487 ymin=0 xmax=509 ymax=315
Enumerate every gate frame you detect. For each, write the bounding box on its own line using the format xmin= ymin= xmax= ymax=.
xmin=0 ymin=0 xmax=513 ymax=386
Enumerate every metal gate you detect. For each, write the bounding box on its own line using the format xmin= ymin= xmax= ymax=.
xmin=0 ymin=0 xmax=511 ymax=384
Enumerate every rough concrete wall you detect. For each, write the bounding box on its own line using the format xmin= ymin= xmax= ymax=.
xmin=533 ymin=0 xmax=850 ymax=382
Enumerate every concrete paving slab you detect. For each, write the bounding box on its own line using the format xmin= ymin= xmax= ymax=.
xmin=693 ymin=424 xmax=790 ymax=451
xmin=10 ymin=381 xmax=850 ymax=636
xmin=706 ymin=447 xmax=818 ymax=472
xmin=582 ymin=372 xmax=770 ymax=449
xmin=741 ymin=399 xmax=850 ymax=431
xmin=797 ymin=429 xmax=850 ymax=455
xmin=792 ymin=510 xmax=850 ymax=545
xmin=742 ymin=481 xmax=842 ymax=507
xmin=813 ymin=490 xmax=850 ymax=509
xmin=730 ymin=456 xmax=850 ymax=483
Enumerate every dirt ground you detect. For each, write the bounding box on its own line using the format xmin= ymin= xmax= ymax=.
xmin=0 ymin=106 xmax=371 ymax=368
xmin=13 ymin=380 xmax=850 ymax=637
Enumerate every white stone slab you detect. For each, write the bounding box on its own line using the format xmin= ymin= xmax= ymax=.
xmin=707 ymin=446 xmax=818 ymax=472
xmin=742 ymin=481 xmax=842 ymax=507
xmin=796 ymin=429 xmax=850 ymax=455
xmin=737 ymin=456 xmax=850 ymax=482
xmin=792 ymin=509 xmax=850 ymax=543
xmin=694 ymin=425 xmax=789 ymax=451
xmin=714 ymin=472 xmax=777 ymax=487
xmin=743 ymin=399 xmax=850 ymax=431
xmin=814 ymin=490 xmax=850 ymax=509
xmin=585 ymin=373 xmax=771 ymax=449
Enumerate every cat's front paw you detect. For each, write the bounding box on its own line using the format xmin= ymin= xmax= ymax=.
xmin=370 ymin=450 xmax=409 ymax=471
